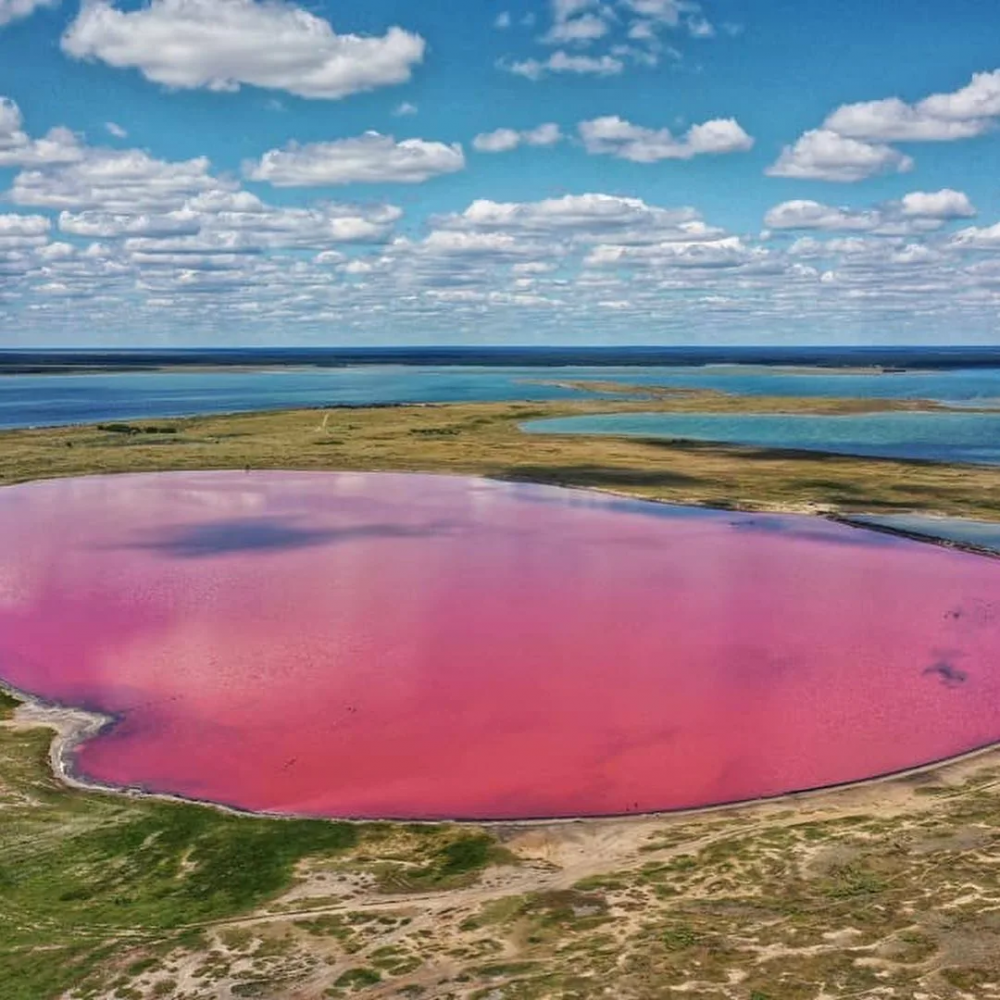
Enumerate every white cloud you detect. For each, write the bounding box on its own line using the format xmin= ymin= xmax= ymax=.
xmin=512 ymin=261 xmax=558 ymax=274
xmin=0 ymin=97 xmax=83 ymax=167
xmin=421 ymin=230 xmax=532 ymax=257
xmin=620 ymin=0 xmax=681 ymax=24
xmin=0 ymin=0 xmax=55 ymax=28
xmin=501 ymin=50 xmax=624 ymax=79
xmin=0 ymin=96 xmax=19 ymax=134
xmin=0 ymin=213 xmax=51 ymax=248
xmin=766 ymin=129 xmax=913 ymax=182
xmin=825 ymin=70 xmax=1000 ymax=144
xmin=686 ymin=13 xmax=714 ymax=37
xmin=579 ymin=115 xmax=753 ymax=161
xmin=392 ymin=101 xmax=418 ymax=117
xmin=764 ymin=200 xmax=881 ymax=232
xmin=244 ymin=132 xmax=465 ymax=186
xmin=765 ymin=191 xmax=976 ymax=236
xmin=473 ymin=128 xmax=520 ymax=153
xmin=436 ymin=193 xmax=724 ymax=246
xmin=61 ymin=0 xmax=426 ymax=100
xmin=57 ymin=196 xmax=400 ymax=247
xmin=823 ymin=97 xmax=987 ymax=143
xmin=7 ymin=169 xmax=998 ymax=345
xmin=58 ymin=210 xmax=202 ymax=238
xmin=772 ymin=70 xmax=1000 ymax=182
xmin=542 ymin=12 xmax=610 ymax=45
xmin=494 ymin=11 xmax=512 ymax=29
xmin=473 ymin=123 xmax=562 ymax=153
xmin=10 ymin=149 xmax=232 ymax=212
xmin=899 ymin=189 xmax=976 ymax=220
xmin=951 ymin=223 xmax=1000 ymax=251
xmin=496 ymin=0 xmax=714 ymax=83
xmin=621 ymin=0 xmax=714 ymax=39
xmin=584 ymin=235 xmax=761 ymax=270
xmin=919 ymin=69 xmax=1000 ymax=120
xmin=105 ymin=121 xmax=128 ymax=138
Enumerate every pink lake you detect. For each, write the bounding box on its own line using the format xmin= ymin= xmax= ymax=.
xmin=1 ymin=470 xmax=999 ymax=820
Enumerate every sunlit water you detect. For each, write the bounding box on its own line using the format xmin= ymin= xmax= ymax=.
xmin=1 ymin=472 xmax=999 ymax=819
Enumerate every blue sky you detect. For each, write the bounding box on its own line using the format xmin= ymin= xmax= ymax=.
xmin=1 ymin=0 xmax=999 ymax=345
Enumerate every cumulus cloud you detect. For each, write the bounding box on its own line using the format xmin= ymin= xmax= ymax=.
xmin=899 ymin=189 xmax=976 ymax=220
xmin=0 ymin=97 xmax=83 ymax=167
xmin=472 ymin=123 xmax=563 ymax=153
xmin=61 ymin=0 xmax=426 ymax=100
xmin=497 ymin=0 xmax=715 ymax=80
xmin=764 ymin=200 xmax=881 ymax=232
xmin=579 ymin=115 xmax=753 ymax=161
xmin=502 ymin=50 xmax=623 ymax=79
xmin=435 ymin=193 xmax=726 ymax=246
xmin=771 ymin=70 xmax=1000 ymax=181
xmin=10 ymin=148 xmax=231 ymax=212
xmin=105 ymin=121 xmax=128 ymax=138
xmin=0 ymin=213 xmax=51 ymax=247
xmin=542 ymin=11 xmax=610 ymax=45
xmin=584 ymin=235 xmax=763 ymax=270
xmin=765 ymin=191 xmax=977 ymax=235
xmin=823 ymin=97 xmax=987 ymax=143
xmin=766 ymin=129 xmax=913 ymax=182
xmin=244 ymin=132 xmax=465 ymax=186
xmin=58 ymin=196 xmax=399 ymax=247
xmin=951 ymin=222 xmax=1000 ymax=251
xmin=392 ymin=101 xmax=418 ymax=117
xmin=825 ymin=70 xmax=1000 ymax=142
xmin=58 ymin=210 xmax=202 ymax=238
xmin=0 ymin=0 xmax=55 ymax=27
xmin=420 ymin=230 xmax=534 ymax=257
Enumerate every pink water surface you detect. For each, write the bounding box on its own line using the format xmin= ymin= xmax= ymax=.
xmin=1 ymin=471 xmax=999 ymax=820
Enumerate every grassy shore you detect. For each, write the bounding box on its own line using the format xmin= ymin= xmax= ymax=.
xmin=3 ymin=392 xmax=1000 ymax=520
xmin=2 ymin=395 xmax=1000 ymax=999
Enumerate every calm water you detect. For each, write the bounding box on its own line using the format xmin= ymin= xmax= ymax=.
xmin=1 ymin=471 xmax=999 ymax=820
xmin=524 ymin=411 xmax=1000 ymax=465
xmin=3 ymin=364 xmax=1000 ymax=429
xmin=848 ymin=515 xmax=1000 ymax=555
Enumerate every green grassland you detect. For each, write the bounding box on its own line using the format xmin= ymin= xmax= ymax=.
xmin=2 ymin=392 xmax=1000 ymax=999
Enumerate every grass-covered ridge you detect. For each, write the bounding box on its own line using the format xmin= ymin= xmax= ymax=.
xmin=3 ymin=392 xmax=1000 ymax=520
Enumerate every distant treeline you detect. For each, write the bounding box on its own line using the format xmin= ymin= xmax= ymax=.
xmin=3 ymin=345 xmax=1000 ymax=374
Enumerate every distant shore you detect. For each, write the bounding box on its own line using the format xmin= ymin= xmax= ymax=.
xmin=4 ymin=343 xmax=1000 ymax=377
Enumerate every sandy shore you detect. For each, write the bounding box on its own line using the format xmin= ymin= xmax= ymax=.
xmin=6 ymin=679 xmax=1000 ymax=830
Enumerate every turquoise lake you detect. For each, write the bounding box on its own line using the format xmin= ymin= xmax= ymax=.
xmin=523 ymin=411 xmax=1000 ymax=466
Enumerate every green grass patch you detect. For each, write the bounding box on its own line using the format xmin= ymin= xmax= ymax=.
xmin=333 ymin=967 xmax=381 ymax=989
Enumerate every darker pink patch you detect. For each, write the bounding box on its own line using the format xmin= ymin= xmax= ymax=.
xmin=1 ymin=471 xmax=999 ymax=819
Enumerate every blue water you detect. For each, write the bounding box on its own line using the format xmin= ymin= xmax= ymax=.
xmin=4 ymin=363 xmax=1000 ymax=430
xmin=0 ymin=367 xmax=599 ymax=429
xmin=846 ymin=515 xmax=1000 ymax=554
xmin=523 ymin=411 xmax=1000 ymax=465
